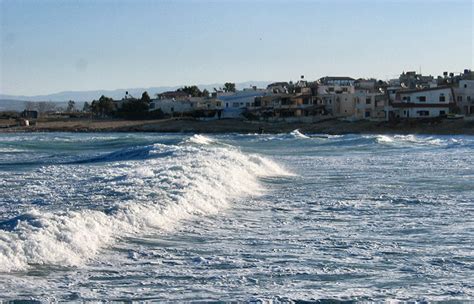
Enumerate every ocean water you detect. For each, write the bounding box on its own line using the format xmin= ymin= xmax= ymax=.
xmin=0 ymin=131 xmax=473 ymax=302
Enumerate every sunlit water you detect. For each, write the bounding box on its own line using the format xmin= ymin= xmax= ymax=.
xmin=0 ymin=132 xmax=473 ymax=302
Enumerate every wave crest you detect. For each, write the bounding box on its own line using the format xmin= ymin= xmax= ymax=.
xmin=0 ymin=140 xmax=290 ymax=272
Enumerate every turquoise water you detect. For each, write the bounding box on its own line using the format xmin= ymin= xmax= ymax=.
xmin=0 ymin=132 xmax=473 ymax=301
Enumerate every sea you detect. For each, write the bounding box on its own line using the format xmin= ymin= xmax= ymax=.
xmin=0 ymin=131 xmax=473 ymax=302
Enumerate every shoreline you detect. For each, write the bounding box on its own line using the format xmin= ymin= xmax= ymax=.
xmin=1 ymin=117 xmax=474 ymax=135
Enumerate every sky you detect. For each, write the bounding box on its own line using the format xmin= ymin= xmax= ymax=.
xmin=0 ymin=0 xmax=473 ymax=96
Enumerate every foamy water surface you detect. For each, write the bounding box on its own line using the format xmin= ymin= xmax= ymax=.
xmin=0 ymin=132 xmax=473 ymax=301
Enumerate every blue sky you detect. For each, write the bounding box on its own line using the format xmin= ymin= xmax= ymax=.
xmin=1 ymin=0 xmax=473 ymax=96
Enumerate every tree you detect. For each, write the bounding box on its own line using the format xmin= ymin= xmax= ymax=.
xmin=66 ymin=100 xmax=76 ymax=112
xmin=141 ymin=91 xmax=151 ymax=103
xmin=202 ymin=89 xmax=210 ymax=98
xmin=25 ymin=101 xmax=37 ymax=111
xmin=223 ymin=82 xmax=236 ymax=93
xmin=37 ymin=102 xmax=56 ymax=114
xmin=91 ymin=95 xmax=115 ymax=117
xmin=178 ymin=85 xmax=202 ymax=97
xmin=82 ymin=102 xmax=91 ymax=112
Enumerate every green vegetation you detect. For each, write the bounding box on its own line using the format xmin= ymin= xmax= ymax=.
xmin=223 ymin=82 xmax=236 ymax=92
xmin=178 ymin=85 xmax=205 ymax=97
xmin=91 ymin=95 xmax=115 ymax=117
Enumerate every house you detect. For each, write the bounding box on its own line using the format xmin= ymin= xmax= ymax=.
xmin=149 ymin=98 xmax=195 ymax=115
xmin=317 ymin=76 xmax=355 ymax=95
xmin=399 ymin=71 xmax=435 ymax=89
xmin=267 ymin=82 xmax=289 ymax=94
xmin=20 ymin=110 xmax=38 ymax=119
xmin=215 ymin=89 xmax=268 ymax=118
xmin=353 ymin=90 xmax=387 ymax=120
xmin=387 ymin=86 xmax=454 ymax=119
xmin=454 ymin=80 xmax=474 ymax=116
xmin=251 ymin=93 xmax=324 ymax=122
xmin=157 ymin=91 xmax=189 ymax=100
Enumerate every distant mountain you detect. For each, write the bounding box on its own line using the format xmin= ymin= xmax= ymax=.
xmin=0 ymin=99 xmax=86 ymax=112
xmin=0 ymin=99 xmax=27 ymax=112
xmin=0 ymin=81 xmax=272 ymax=103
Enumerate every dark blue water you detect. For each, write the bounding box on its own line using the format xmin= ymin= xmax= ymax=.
xmin=0 ymin=132 xmax=473 ymax=301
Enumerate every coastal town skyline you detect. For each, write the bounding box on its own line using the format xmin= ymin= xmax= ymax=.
xmin=1 ymin=0 xmax=473 ymax=96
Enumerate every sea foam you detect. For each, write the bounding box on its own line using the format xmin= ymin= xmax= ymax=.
xmin=0 ymin=136 xmax=289 ymax=272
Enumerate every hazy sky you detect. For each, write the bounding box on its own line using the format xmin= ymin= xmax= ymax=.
xmin=1 ymin=0 xmax=473 ymax=96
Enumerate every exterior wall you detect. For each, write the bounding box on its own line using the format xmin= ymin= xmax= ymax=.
xmin=397 ymin=87 xmax=453 ymax=105
xmin=454 ymin=80 xmax=474 ymax=115
xmin=353 ymin=92 xmax=387 ymax=120
xmin=317 ymin=84 xmax=355 ymax=95
xmin=217 ymin=90 xmax=268 ymax=118
xmin=149 ymin=99 xmax=195 ymax=114
xmin=387 ymin=87 xmax=454 ymax=120
xmin=398 ymin=107 xmax=449 ymax=118
xmin=335 ymin=95 xmax=355 ymax=117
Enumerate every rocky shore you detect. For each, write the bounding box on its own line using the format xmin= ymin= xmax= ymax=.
xmin=1 ymin=117 xmax=474 ymax=135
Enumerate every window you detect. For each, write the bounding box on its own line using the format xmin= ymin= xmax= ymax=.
xmin=171 ymin=107 xmax=174 ymax=112
xmin=468 ymin=96 xmax=472 ymax=102
xmin=465 ymin=84 xmax=468 ymax=88
xmin=342 ymin=87 xmax=348 ymax=92
xmin=226 ymin=103 xmax=229 ymax=108
xmin=439 ymin=110 xmax=446 ymax=116
xmin=232 ymin=102 xmax=239 ymax=108
xmin=366 ymin=98 xmax=371 ymax=105
xmin=458 ymin=96 xmax=463 ymax=102
xmin=417 ymin=96 xmax=426 ymax=102
xmin=365 ymin=111 xmax=370 ymax=118
xmin=439 ymin=94 xmax=446 ymax=102
xmin=402 ymin=96 xmax=411 ymax=102
xmin=416 ymin=110 xmax=429 ymax=116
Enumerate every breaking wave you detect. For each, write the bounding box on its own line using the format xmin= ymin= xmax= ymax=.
xmin=0 ymin=135 xmax=290 ymax=272
xmin=373 ymin=134 xmax=470 ymax=148
xmin=289 ymin=129 xmax=310 ymax=139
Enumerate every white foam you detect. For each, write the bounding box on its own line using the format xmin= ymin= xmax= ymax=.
xmin=289 ymin=129 xmax=309 ymax=139
xmin=0 ymin=142 xmax=290 ymax=272
xmin=374 ymin=134 xmax=450 ymax=147
xmin=186 ymin=134 xmax=215 ymax=145
xmin=375 ymin=135 xmax=394 ymax=143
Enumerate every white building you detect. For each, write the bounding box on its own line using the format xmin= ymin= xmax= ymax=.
xmin=149 ymin=98 xmax=196 ymax=114
xmin=149 ymin=97 xmax=223 ymax=116
xmin=454 ymin=80 xmax=474 ymax=115
xmin=216 ymin=89 xmax=268 ymax=118
xmin=387 ymin=86 xmax=454 ymax=119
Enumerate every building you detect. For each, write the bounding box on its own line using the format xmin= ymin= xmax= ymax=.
xmin=317 ymin=77 xmax=356 ymax=95
xmin=399 ymin=71 xmax=435 ymax=89
xmin=353 ymin=90 xmax=387 ymax=120
xmin=387 ymin=86 xmax=454 ymax=120
xmin=454 ymin=80 xmax=474 ymax=116
xmin=251 ymin=93 xmax=324 ymax=122
xmin=215 ymin=89 xmax=268 ymax=118
xmin=316 ymin=76 xmax=356 ymax=116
